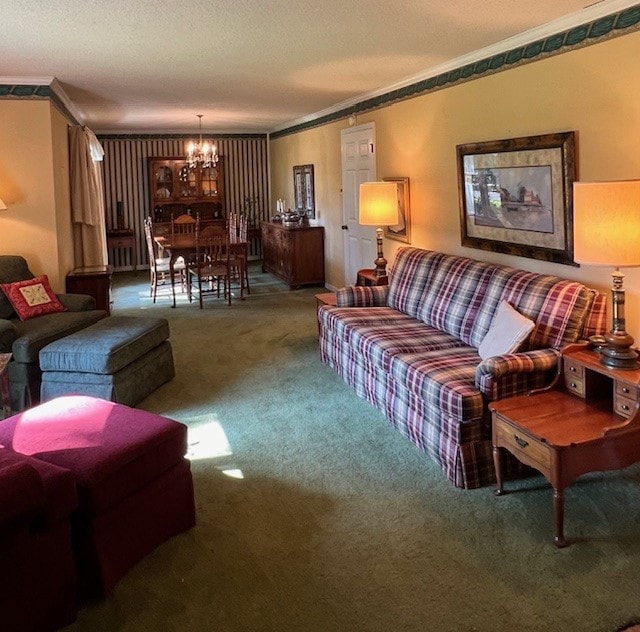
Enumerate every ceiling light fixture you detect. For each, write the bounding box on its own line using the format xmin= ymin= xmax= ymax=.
xmin=186 ymin=115 xmax=218 ymax=169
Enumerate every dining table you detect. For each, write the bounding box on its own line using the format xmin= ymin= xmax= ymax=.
xmin=154 ymin=233 xmax=247 ymax=307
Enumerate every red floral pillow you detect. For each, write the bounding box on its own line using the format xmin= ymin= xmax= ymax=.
xmin=0 ymin=275 xmax=66 ymax=321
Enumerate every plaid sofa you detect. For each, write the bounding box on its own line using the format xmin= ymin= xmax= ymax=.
xmin=318 ymin=248 xmax=607 ymax=489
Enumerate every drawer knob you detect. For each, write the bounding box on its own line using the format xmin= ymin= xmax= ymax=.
xmin=515 ymin=435 xmax=529 ymax=449
xmin=622 ymin=404 xmax=630 ymax=412
xmin=570 ymin=382 xmax=577 ymax=388
xmin=623 ymin=387 xmax=630 ymax=394
xmin=569 ymin=366 xmax=576 ymax=372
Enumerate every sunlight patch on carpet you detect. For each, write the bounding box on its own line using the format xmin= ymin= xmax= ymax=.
xmin=185 ymin=418 xmax=233 ymax=461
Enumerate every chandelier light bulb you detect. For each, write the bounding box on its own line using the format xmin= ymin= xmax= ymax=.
xmin=186 ymin=115 xmax=219 ymax=169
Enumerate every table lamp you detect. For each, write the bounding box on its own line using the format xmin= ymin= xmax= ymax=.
xmin=573 ymin=179 xmax=640 ymax=370
xmin=359 ymin=181 xmax=399 ymax=277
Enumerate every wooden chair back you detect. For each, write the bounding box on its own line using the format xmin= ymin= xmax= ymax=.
xmin=188 ymin=225 xmax=232 ymax=307
xmin=171 ymin=213 xmax=198 ymax=236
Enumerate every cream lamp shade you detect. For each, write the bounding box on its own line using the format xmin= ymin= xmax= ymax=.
xmin=358 ymin=182 xmax=399 ymax=226
xmin=358 ymin=181 xmax=399 ymax=278
xmin=573 ymin=179 xmax=640 ymax=370
xmin=0 ymin=198 xmax=6 ymax=210
xmin=573 ymin=180 xmax=640 ymax=267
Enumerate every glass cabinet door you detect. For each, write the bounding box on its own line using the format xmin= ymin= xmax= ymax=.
xmin=154 ymin=166 xmax=173 ymax=199
xmin=201 ymin=166 xmax=219 ymax=197
xmin=177 ymin=165 xmax=198 ymax=198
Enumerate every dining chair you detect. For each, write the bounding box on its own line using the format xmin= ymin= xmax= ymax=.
xmin=171 ymin=212 xmax=198 ymax=236
xmin=188 ymin=226 xmax=232 ymax=308
xmin=144 ymin=217 xmax=185 ymax=302
xmin=228 ymin=213 xmax=250 ymax=298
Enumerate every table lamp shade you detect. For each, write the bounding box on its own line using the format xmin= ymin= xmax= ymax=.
xmin=573 ymin=180 xmax=640 ymax=267
xmin=573 ymin=179 xmax=640 ymax=370
xmin=359 ymin=182 xmax=399 ymax=226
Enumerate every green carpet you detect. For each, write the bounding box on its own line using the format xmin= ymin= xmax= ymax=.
xmin=64 ymin=266 xmax=640 ymax=632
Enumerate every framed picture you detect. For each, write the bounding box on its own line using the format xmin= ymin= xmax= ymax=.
xmin=293 ymin=164 xmax=315 ymax=218
xmin=383 ymin=177 xmax=411 ymax=243
xmin=456 ymin=131 xmax=576 ymax=266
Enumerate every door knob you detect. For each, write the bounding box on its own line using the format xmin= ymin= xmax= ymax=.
xmin=341 ymin=225 xmax=348 ymax=230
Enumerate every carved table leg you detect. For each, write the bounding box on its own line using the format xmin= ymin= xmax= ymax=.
xmin=553 ymin=487 xmax=568 ymax=547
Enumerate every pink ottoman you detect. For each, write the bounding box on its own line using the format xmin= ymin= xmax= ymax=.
xmin=0 ymin=396 xmax=196 ymax=598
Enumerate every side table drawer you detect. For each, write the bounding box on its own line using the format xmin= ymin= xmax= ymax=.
xmin=564 ymin=359 xmax=585 ymax=397
xmin=614 ymin=381 xmax=639 ymax=418
xmin=495 ymin=418 xmax=551 ymax=471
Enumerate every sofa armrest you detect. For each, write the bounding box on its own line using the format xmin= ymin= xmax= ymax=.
xmin=475 ymin=348 xmax=561 ymax=401
xmin=336 ymin=285 xmax=389 ymax=307
xmin=0 ymin=318 xmax=18 ymax=353
xmin=57 ymin=293 xmax=96 ymax=312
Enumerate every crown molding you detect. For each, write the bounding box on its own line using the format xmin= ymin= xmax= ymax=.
xmin=0 ymin=75 xmax=84 ymax=125
xmin=271 ymin=0 xmax=640 ymax=136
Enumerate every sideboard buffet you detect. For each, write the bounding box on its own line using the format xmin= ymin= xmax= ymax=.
xmin=261 ymin=222 xmax=324 ymax=289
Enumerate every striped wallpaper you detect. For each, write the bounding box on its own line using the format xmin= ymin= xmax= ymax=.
xmin=99 ymin=135 xmax=269 ymax=269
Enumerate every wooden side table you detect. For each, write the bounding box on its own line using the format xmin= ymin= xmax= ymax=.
xmin=0 ymin=352 xmax=12 ymax=419
xmin=107 ymin=229 xmax=137 ymax=271
xmin=315 ymin=292 xmax=336 ymax=336
xmin=490 ymin=343 xmax=640 ymax=547
xmin=66 ymin=265 xmax=114 ymax=314
xmin=356 ymin=268 xmax=388 ymax=286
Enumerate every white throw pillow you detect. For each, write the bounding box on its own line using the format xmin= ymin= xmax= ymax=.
xmin=478 ymin=300 xmax=535 ymax=360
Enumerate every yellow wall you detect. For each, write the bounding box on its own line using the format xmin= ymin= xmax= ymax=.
xmin=0 ymin=100 xmax=73 ymax=291
xmin=270 ymin=30 xmax=640 ymax=341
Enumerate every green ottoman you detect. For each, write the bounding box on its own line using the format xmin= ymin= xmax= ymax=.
xmin=39 ymin=316 xmax=175 ymax=406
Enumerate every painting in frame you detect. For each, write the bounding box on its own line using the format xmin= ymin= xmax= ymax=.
xmin=456 ymin=131 xmax=576 ymax=266
xmin=383 ymin=177 xmax=411 ymax=243
xmin=293 ymin=164 xmax=315 ymax=219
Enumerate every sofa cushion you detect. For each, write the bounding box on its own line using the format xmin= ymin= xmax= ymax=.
xmin=39 ymin=316 xmax=170 ymax=375
xmin=387 ymin=248 xmax=445 ymax=318
xmin=473 ymin=267 xmax=595 ymax=350
xmin=0 ymin=255 xmax=34 ymax=319
xmin=1 ymin=275 xmax=66 ymax=321
xmin=390 ymin=346 xmax=484 ymax=422
xmin=11 ymin=309 xmax=106 ymax=363
xmin=318 ymin=306 xmax=415 ymax=342
xmin=414 ymin=254 xmax=498 ymax=346
xmin=478 ymin=300 xmax=535 ymax=360
xmin=349 ymin=321 xmax=466 ymax=372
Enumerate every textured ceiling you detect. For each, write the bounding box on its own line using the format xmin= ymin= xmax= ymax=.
xmin=0 ymin=0 xmax=629 ymax=133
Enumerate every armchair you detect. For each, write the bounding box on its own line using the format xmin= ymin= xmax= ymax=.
xmin=0 ymin=256 xmax=107 ymax=411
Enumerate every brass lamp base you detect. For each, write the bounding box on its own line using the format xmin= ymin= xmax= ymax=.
xmin=373 ymin=227 xmax=388 ymax=277
xmin=601 ymin=331 xmax=639 ymax=370
xmin=600 ymin=269 xmax=640 ymax=370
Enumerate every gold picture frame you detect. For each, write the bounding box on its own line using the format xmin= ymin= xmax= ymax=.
xmin=383 ymin=177 xmax=411 ymax=243
xmin=456 ymin=132 xmax=576 ymax=265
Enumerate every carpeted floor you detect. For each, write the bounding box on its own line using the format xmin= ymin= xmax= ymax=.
xmin=63 ymin=266 xmax=640 ymax=632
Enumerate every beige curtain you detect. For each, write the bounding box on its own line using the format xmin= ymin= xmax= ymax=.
xmin=69 ymin=126 xmax=108 ymax=267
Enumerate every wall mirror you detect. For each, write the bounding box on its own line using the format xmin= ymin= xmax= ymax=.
xmin=293 ymin=164 xmax=315 ymax=218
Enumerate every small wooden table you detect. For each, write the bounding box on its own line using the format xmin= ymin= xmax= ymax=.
xmin=66 ymin=265 xmax=114 ymax=314
xmin=315 ymin=292 xmax=337 ymax=336
xmin=107 ymin=229 xmax=137 ymax=271
xmin=490 ymin=343 xmax=640 ymax=547
xmin=356 ymin=268 xmax=388 ymax=286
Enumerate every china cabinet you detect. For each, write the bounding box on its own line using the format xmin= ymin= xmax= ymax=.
xmin=148 ymin=157 xmax=225 ymax=222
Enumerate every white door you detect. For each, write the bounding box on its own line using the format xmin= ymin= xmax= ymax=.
xmin=341 ymin=123 xmax=377 ymax=285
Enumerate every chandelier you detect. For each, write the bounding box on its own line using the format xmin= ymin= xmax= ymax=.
xmin=186 ymin=114 xmax=218 ymax=169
